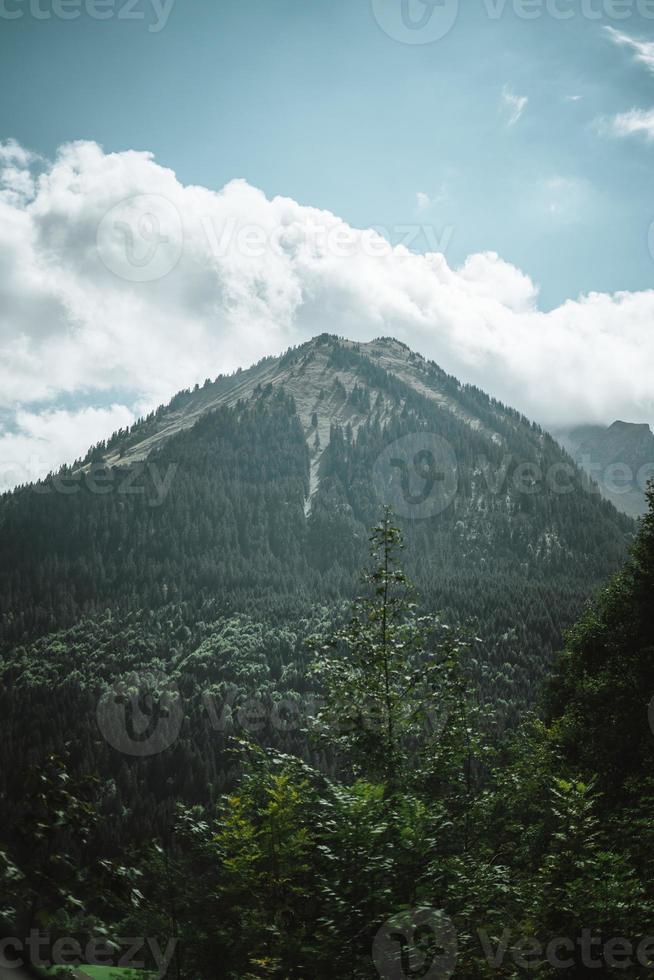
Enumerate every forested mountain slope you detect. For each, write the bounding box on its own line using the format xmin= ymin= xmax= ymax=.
xmin=3 ymin=498 xmax=653 ymax=979
xmin=0 ymin=335 xmax=633 ymax=719
xmin=0 ymin=335 xmax=642 ymax=970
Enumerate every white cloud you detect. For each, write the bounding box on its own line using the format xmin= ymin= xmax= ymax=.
xmin=600 ymin=29 xmax=654 ymax=143
xmin=501 ymin=86 xmax=528 ymax=127
xmin=604 ymin=25 xmax=654 ymax=74
xmin=564 ymin=95 xmax=583 ymax=103
xmin=1 ymin=138 xmax=654 ymax=489
xmin=0 ymin=405 xmax=135 ymax=493
xmin=600 ymin=106 xmax=654 ymax=141
xmin=0 ymin=139 xmax=38 ymax=167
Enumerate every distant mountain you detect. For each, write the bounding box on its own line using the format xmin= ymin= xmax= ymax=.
xmin=559 ymin=420 xmax=654 ymax=517
xmin=0 ymin=334 xmax=634 ymax=728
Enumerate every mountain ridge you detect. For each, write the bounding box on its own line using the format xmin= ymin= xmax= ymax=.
xmin=78 ymin=334 xmax=528 ymax=516
xmin=559 ymin=418 xmax=654 ymax=517
xmin=77 ymin=333 xmax=648 ymax=521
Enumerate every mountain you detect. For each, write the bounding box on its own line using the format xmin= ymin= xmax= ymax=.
xmin=80 ymin=334 xmax=509 ymax=501
xmin=559 ymin=420 xmax=654 ymax=517
xmin=0 ymin=332 xmax=637 ymax=895
xmin=0 ymin=334 xmax=633 ymax=716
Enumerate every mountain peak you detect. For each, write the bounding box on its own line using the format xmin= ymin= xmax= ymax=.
xmin=562 ymin=418 xmax=654 ymax=517
xmin=83 ymin=335 xmax=495 ymax=478
xmin=608 ymin=420 xmax=652 ymax=435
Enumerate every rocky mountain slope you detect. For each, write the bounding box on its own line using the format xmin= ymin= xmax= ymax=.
xmin=86 ymin=334 xmax=504 ymax=510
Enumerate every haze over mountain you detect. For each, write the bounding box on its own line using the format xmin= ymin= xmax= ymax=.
xmin=559 ymin=419 xmax=654 ymax=517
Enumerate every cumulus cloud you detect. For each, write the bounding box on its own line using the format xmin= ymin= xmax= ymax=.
xmin=1 ymin=138 xmax=654 ymax=489
xmin=0 ymin=139 xmax=38 ymax=167
xmin=501 ymin=86 xmax=528 ymax=127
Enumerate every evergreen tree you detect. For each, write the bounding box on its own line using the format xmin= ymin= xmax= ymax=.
xmin=311 ymin=507 xmax=469 ymax=792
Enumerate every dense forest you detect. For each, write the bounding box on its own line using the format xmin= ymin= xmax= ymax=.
xmin=0 ymin=337 xmax=647 ymax=979
xmin=2 ymin=496 xmax=654 ymax=978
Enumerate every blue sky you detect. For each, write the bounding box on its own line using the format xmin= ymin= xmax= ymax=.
xmin=2 ymin=0 xmax=654 ymax=488
xmin=3 ymin=0 xmax=654 ymax=309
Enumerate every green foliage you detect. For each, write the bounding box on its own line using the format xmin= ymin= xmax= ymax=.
xmin=0 ymin=751 xmax=139 ymax=946
xmin=546 ymin=485 xmax=654 ymax=799
xmin=311 ymin=508 xmax=470 ymax=789
xmin=0 ymin=349 xmax=651 ymax=980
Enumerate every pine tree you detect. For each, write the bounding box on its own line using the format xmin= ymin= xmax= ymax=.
xmin=311 ymin=507 xmax=468 ymax=792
